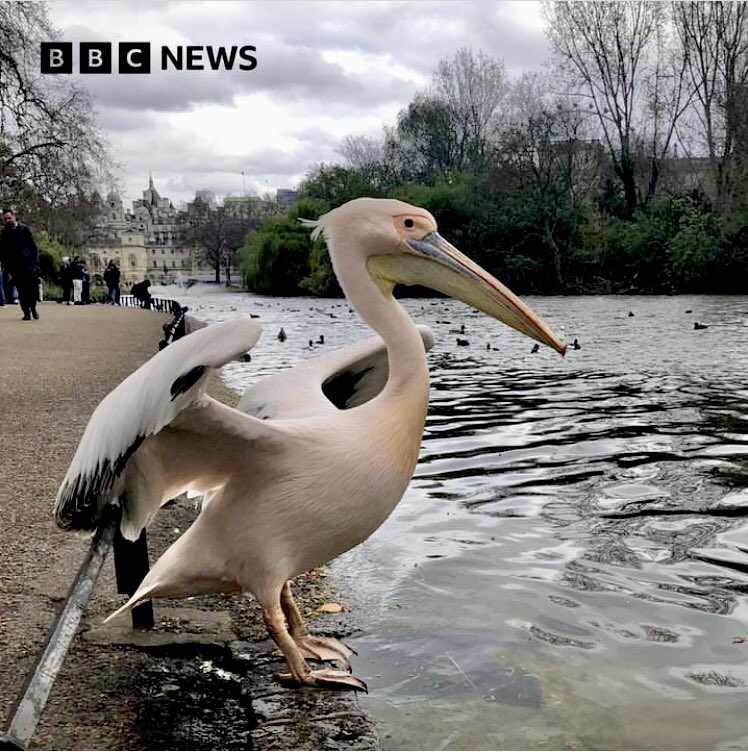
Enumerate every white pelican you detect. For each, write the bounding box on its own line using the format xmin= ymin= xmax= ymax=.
xmin=54 ymin=198 xmax=565 ymax=691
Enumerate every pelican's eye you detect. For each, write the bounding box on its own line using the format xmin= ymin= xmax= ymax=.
xmin=395 ymin=214 xmax=433 ymax=242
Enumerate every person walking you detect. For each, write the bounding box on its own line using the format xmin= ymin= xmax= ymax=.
xmin=103 ymin=260 xmax=121 ymax=305
xmin=0 ymin=208 xmax=40 ymax=320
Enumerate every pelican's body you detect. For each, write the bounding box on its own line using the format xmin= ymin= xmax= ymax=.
xmin=55 ymin=198 xmax=565 ymax=690
xmin=145 ymin=391 xmax=423 ymax=605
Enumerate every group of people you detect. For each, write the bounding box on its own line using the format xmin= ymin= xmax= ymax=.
xmin=59 ymin=257 xmax=149 ymax=308
xmin=59 ymin=257 xmax=123 ymax=306
xmin=1 ymin=207 xmax=154 ymax=318
xmin=58 ymin=256 xmax=91 ymax=305
xmin=0 ymin=208 xmax=40 ymax=320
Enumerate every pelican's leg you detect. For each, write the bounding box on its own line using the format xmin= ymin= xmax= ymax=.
xmin=262 ymin=603 xmax=367 ymax=692
xmin=280 ymin=580 xmax=356 ymax=667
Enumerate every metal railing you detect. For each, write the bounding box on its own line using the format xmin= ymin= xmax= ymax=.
xmin=0 ymin=300 xmax=188 ymax=751
xmin=119 ymin=294 xmax=182 ymax=314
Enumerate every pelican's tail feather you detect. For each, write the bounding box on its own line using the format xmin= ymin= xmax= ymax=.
xmin=104 ymin=582 xmax=161 ymax=624
xmin=104 ymin=523 xmax=243 ymax=626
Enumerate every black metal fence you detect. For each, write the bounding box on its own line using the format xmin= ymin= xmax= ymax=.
xmin=0 ymin=299 xmax=188 ymax=751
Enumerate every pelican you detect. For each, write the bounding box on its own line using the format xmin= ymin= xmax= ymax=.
xmin=54 ymin=198 xmax=565 ymax=691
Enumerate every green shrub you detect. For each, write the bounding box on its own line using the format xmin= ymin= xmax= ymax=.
xmin=241 ymin=198 xmax=329 ymax=295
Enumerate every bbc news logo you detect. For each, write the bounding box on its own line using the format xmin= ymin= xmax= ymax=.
xmin=40 ymin=42 xmax=258 ymax=74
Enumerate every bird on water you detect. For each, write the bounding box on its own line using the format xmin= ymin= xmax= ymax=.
xmin=54 ymin=198 xmax=565 ymax=691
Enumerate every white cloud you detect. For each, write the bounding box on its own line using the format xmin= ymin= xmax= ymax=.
xmin=46 ymin=0 xmax=551 ymax=207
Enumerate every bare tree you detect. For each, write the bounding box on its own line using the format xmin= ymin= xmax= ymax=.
xmin=337 ymin=135 xmax=384 ymax=183
xmin=673 ymin=1 xmax=748 ymax=207
xmin=432 ymin=47 xmax=508 ymax=168
xmin=384 ymin=94 xmax=460 ymax=182
xmin=0 ymin=1 xmax=111 ymax=222
xmin=544 ymin=1 xmax=687 ymax=217
xmin=498 ymin=74 xmax=602 ymax=286
xmin=183 ymin=199 xmax=274 ymax=284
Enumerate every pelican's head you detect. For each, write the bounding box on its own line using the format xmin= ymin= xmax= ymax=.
xmin=303 ymin=197 xmax=566 ymax=355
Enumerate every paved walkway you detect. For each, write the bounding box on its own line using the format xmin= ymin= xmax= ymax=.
xmin=0 ymin=302 xmax=169 ymax=745
xmin=0 ymin=301 xmax=377 ymax=750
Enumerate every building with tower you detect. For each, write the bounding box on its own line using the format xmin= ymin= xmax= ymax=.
xmin=82 ymin=176 xmax=204 ymax=282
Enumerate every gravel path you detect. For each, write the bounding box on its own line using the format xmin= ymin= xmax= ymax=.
xmin=0 ymin=302 xmax=377 ymax=750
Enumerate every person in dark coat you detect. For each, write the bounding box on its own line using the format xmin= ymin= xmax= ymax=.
xmin=59 ymin=256 xmax=73 ymax=304
xmin=131 ymin=278 xmax=152 ymax=309
xmin=0 ymin=208 xmax=39 ymax=320
xmin=81 ymin=264 xmax=90 ymax=304
xmin=0 ymin=254 xmax=5 ymax=307
xmin=103 ymin=260 xmax=121 ymax=305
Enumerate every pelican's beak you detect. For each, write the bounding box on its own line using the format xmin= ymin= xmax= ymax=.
xmin=368 ymin=232 xmax=566 ymax=355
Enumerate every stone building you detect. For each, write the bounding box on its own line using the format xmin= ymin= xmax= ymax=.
xmin=133 ymin=176 xmax=195 ymax=275
xmin=276 ymin=188 xmax=298 ymax=207
xmin=82 ymin=176 xmax=287 ymax=283
xmin=82 ymin=177 xmax=205 ymax=283
xmin=84 ymin=191 xmax=148 ymax=285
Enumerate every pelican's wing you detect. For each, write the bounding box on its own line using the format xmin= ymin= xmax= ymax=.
xmin=238 ymin=324 xmax=435 ymax=420
xmin=54 ymin=318 xmax=267 ymax=535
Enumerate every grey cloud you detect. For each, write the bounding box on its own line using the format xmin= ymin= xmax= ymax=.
xmin=120 ymin=127 xmax=303 ymax=178
xmin=60 ymin=2 xmax=549 ymax=116
xmin=49 ymin=0 xmax=552 ymax=205
xmin=97 ymin=107 xmax=158 ymax=132
xmin=81 ymin=70 xmax=237 ymax=111
xmin=68 ymin=37 xmax=415 ymax=114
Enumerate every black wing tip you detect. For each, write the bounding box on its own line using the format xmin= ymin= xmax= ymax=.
xmin=171 ymin=365 xmax=207 ymax=401
xmin=54 ymin=497 xmax=101 ymax=531
xmin=55 ymin=436 xmax=144 ymax=532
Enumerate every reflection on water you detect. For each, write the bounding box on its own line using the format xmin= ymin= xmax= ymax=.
xmin=164 ymin=287 xmax=748 ymax=750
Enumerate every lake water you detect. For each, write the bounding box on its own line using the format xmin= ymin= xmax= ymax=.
xmin=158 ymin=286 xmax=748 ymax=750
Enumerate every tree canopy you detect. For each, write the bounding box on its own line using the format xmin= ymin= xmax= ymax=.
xmin=241 ymin=10 xmax=748 ymax=297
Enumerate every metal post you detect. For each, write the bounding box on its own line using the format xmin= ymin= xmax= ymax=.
xmin=0 ymin=509 xmax=119 ymax=750
xmin=174 ymin=307 xmax=188 ymax=339
xmin=113 ymin=527 xmax=154 ymax=630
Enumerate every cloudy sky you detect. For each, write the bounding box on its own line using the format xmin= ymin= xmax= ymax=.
xmin=48 ymin=1 xmax=551 ymax=208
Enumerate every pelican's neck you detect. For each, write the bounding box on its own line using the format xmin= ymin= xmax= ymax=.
xmin=336 ymin=257 xmax=428 ymax=396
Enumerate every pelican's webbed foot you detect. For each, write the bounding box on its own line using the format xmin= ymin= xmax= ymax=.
xmin=263 ymin=598 xmax=366 ymax=693
xmin=296 ymin=635 xmax=356 ymax=668
xmin=276 ymin=668 xmax=368 ymax=692
xmin=280 ymin=580 xmax=356 ymax=668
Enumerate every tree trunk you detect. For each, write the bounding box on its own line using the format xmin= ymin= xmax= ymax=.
xmin=620 ymin=156 xmax=638 ymax=219
xmin=646 ymin=158 xmax=660 ymax=205
xmin=543 ymin=217 xmax=564 ymax=289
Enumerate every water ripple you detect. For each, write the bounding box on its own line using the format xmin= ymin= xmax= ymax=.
xmin=166 ymin=287 xmax=748 ymax=750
